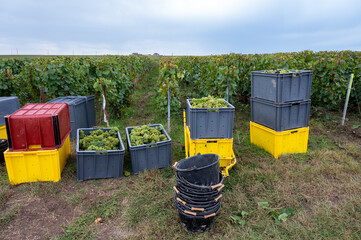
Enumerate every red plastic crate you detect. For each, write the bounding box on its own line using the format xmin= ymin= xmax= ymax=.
xmin=5 ymin=103 xmax=71 ymax=151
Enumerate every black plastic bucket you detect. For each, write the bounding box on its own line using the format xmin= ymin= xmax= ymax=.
xmin=175 ymin=197 xmax=221 ymax=214
xmin=0 ymin=139 xmax=7 ymax=149
xmin=0 ymin=139 xmax=8 ymax=163
xmin=175 ymin=193 xmax=222 ymax=206
xmin=178 ymin=211 xmax=215 ymax=233
xmin=176 ymin=172 xmax=224 ymax=193
xmin=175 ymin=203 xmax=221 ymax=233
xmin=175 ymin=194 xmax=222 ymax=208
xmin=175 ymin=188 xmax=222 ymax=202
xmin=175 ymin=182 xmax=221 ymax=196
xmin=174 ymin=154 xmax=220 ymax=186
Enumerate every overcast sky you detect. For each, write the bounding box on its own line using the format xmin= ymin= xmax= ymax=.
xmin=0 ymin=0 xmax=360 ymax=55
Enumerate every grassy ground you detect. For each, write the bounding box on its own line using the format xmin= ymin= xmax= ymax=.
xmin=0 ymin=60 xmax=360 ymax=239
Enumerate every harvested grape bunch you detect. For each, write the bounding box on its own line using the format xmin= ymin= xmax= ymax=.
xmin=191 ymin=95 xmax=228 ymax=108
xmin=262 ymin=69 xmax=299 ymax=74
xmin=129 ymin=125 xmax=168 ymax=146
xmin=79 ymin=127 xmax=120 ymax=151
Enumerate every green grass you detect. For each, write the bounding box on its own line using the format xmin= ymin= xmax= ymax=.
xmin=0 ymin=205 xmax=20 ymax=228
xmin=67 ymin=194 xmax=85 ymax=206
xmin=60 ymin=193 xmax=123 ymax=240
xmin=0 ymin=59 xmax=360 ymax=239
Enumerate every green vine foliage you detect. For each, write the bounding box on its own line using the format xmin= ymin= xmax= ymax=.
xmin=161 ymin=51 xmax=361 ymax=111
xmin=0 ymin=55 xmax=152 ymax=116
xmin=157 ymin=58 xmax=185 ymax=113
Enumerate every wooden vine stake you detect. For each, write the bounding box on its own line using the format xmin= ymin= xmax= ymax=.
xmin=40 ymin=87 xmax=46 ymax=103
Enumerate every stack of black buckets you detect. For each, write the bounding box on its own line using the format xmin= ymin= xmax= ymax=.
xmin=173 ymin=153 xmax=224 ymax=233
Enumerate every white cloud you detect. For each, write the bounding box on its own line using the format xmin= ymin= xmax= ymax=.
xmin=281 ymin=0 xmax=361 ymax=27
xmin=70 ymin=0 xmax=274 ymax=27
xmin=151 ymin=0 xmax=269 ymax=22
xmin=0 ymin=0 xmax=360 ymax=54
xmin=282 ymin=25 xmax=361 ymax=48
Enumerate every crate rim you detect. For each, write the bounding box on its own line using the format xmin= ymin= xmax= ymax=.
xmin=48 ymin=96 xmax=87 ymax=105
xmin=250 ymin=121 xmax=309 ymax=135
xmin=251 ymin=69 xmax=313 ymax=76
xmin=125 ymin=124 xmax=172 ymax=149
xmin=186 ymin=98 xmax=235 ymax=110
xmin=76 ymin=127 xmax=125 ymax=153
xmin=251 ymin=97 xmax=311 ymax=106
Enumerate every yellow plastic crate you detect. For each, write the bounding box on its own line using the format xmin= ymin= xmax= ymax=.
xmin=4 ymin=135 xmax=70 ymax=185
xmin=0 ymin=125 xmax=6 ymax=139
xmin=183 ymin=111 xmax=236 ymax=176
xmin=250 ymin=121 xmax=309 ymax=159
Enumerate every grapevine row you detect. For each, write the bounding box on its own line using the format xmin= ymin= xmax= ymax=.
xmin=159 ymin=51 xmax=361 ymax=111
xmin=0 ymin=55 xmax=153 ymax=115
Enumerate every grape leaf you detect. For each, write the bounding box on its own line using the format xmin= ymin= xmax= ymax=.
xmin=278 ymin=213 xmax=289 ymax=222
xmin=124 ymin=171 xmax=131 ymax=177
xmin=230 ymin=215 xmax=246 ymax=226
xmin=257 ymin=202 xmax=269 ymax=209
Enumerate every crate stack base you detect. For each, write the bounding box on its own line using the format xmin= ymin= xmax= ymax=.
xmin=183 ymin=110 xmax=236 ymax=177
xmin=250 ymin=122 xmax=309 ymax=159
xmin=4 ymin=103 xmax=71 ymax=185
xmin=4 ymin=136 xmax=70 ymax=185
xmin=250 ymin=70 xmax=312 ymax=158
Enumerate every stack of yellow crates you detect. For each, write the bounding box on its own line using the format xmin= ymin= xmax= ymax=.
xmin=250 ymin=70 xmax=312 ymax=158
xmin=183 ymin=99 xmax=237 ymax=176
xmin=4 ymin=103 xmax=71 ymax=185
xmin=0 ymin=125 xmax=6 ymax=139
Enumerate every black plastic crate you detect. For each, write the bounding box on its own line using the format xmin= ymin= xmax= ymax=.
xmin=48 ymin=96 xmax=96 ymax=139
xmin=251 ymin=70 xmax=312 ymax=103
xmin=251 ymin=98 xmax=311 ymax=131
xmin=86 ymin=95 xmax=96 ymax=127
xmin=76 ymin=128 xmax=125 ymax=181
xmin=186 ymin=99 xmax=235 ymax=139
xmin=0 ymin=97 xmax=20 ymax=126
xmin=125 ymin=124 xmax=172 ymax=174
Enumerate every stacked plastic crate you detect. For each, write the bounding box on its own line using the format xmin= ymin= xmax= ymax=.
xmin=184 ymin=99 xmax=237 ymax=176
xmin=250 ymin=70 xmax=312 ymax=158
xmin=0 ymin=97 xmax=20 ymax=139
xmin=0 ymin=97 xmax=20 ymax=163
xmin=4 ymin=103 xmax=71 ymax=185
xmin=126 ymin=124 xmax=172 ymax=175
xmin=47 ymin=95 xmax=96 ymax=139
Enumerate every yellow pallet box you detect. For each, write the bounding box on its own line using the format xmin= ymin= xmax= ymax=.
xmin=4 ymin=135 xmax=70 ymax=185
xmin=250 ymin=121 xmax=309 ymax=159
xmin=183 ymin=111 xmax=236 ymax=176
xmin=0 ymin=125 xmax=7 ymax=139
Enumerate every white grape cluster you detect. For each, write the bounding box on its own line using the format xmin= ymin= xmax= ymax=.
xmin=191 ymin=95 xmax=228 ymax=108
xmin=79 ymin=127 xmax=120 ymax=151
xmin=130 ymin=125 xmax=167 ymax=146
xmin=262 ymin=69 xmax=300 ymax=74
